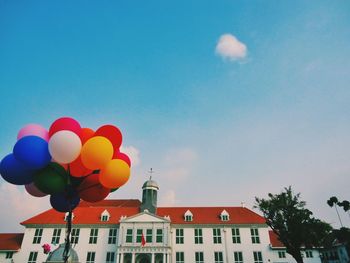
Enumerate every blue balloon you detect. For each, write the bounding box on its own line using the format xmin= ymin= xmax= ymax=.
xmin=50 ymin=191 xmax=80 ymax=212
xmin=13 ymin=136 xmax=51 ymax=169
xmin=0 ymin=154 xmax=36 ymax=185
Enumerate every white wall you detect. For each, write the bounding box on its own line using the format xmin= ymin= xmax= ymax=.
xmin=16 ymin=226 xmax=119 ymax=263
xmin=16 ymin=222 xmax=323 ymax=263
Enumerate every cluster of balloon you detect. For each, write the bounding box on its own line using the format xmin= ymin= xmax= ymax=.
xmin=0 ymin=117 xmax=132 ymax=213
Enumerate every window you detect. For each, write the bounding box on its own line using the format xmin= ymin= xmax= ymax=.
xmin=195 ymin=252 xmax=204 ymax=263
xmin=222 ymin=215 xmax=229 ymax=221
xmin=305 ymin=250 xmax=313 ymax=258
xmin=32 ymin=228 xmax=43 ymax=244
xmin=156 ymin=229 xmax=163 ymax=243
xmin=234 ymin=251 xmax=243 ymax=263
xmin=89 ymin=228 xmax=98 ymax=244
xmin=6 ymin=252 xmax=13 ymax=259
xmin=126 ymin=229 xmax=133 ymax=243
xmin=86 ymin=252 xmax=96 ymax=263
xmin=185 ymin=215 xmax=192 ymax=221
xmin=232 ymin=228 xmax=241 ymax=243
xmin=253 ymin=251 xmax=263 ymax=263
xmin=101 ymin=209 xmax=110 ymax=221
xmin=278 ymin=250 xmax=286 ymax=258
xmin=51 ymin=228 xmax=61 ymax=244
xmin=28 ymin=251 xmax=38 ymax=263
xmin=106 ymin=252 xmax=115 ymax=263
xmin=176 ymin=229 xmax=184 ymax=244
xmin=250 ymin=228 xmax=260 ymax=244
xmin=220 ymin=210 xmax=230 ymax=221
xmin=146 ymin=229 xmax=153 ymax=243
xmin=184 ymin=210 xmax=193 ymax=221
xmin=136 ymin=229 xmax=143 ymax=243
xmin=194 ymin=228 xmax=203 ymax=244
xmin=176 ymin=252 xmax=184 ymax=263
xmin=108 ymin=229 xmax=117 ymax=244
xmin=213 ymin=228 xmax=222 ymax=244
xmin=214 ymin=252 xmax=224 ymax=263
xmin=71 ymin=228 xmax=80 ymax=244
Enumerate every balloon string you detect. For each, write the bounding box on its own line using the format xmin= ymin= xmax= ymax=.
xmin=63 ymin=209 xmax=72 ymax=263
xmin=63 ymin=164 xmax=72 ymax=263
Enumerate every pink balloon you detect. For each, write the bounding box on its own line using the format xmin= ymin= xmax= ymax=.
xmin=25 ymin=183 xmax=47 ymax=197
xmin=17 ymin=124 xmax=49 ymax=142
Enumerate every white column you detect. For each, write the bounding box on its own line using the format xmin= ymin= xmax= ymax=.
xmin=120 ymin=253 xmax=124 ymax=263
xmin=116 ymin=252 xmax=119 ymax=263
xmin=162 ymin=253 xmax=165 ymax=263
xmin=131 ymin=253 xmax=135 ymax=263
xmin=151 ymin=253 xmax=155 ymax=263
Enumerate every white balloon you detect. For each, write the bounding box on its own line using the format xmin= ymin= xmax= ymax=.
xmin=48 ymin=130 xmax=82 ymax=164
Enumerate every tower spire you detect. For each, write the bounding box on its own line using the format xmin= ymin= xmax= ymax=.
xmin=141 ymin=169 xmax=159 ymax=214
xmin=148 ymin=168 xmax=154 ymax=180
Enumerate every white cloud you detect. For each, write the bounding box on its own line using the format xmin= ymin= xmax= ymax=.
xmin=0 ymin=183 xmax=50 ymax=231
xmin=160 ymin=148 xmax=198 ymax=185
xmin=120 ymin=145 xmax=140 ymax=167
xmin=215 ymin=34 xmax=247 ymax=61
xmin=159 ymin=190 xmax=177 ymax=206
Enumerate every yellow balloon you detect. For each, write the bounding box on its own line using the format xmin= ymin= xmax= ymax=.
xmin=99 ymin=159 xmax=130 ymax=188
xmin=81 ymin=136 xmax=114 ymax=170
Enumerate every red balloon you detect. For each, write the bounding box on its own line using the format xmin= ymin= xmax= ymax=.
xmin=113 ymin=151 xmax=131 ymax=167
xmin=49 ymin=117 xmax=81 ymax=138
xmin=69 ymin=156 xmax=92 ymax=177
xmin=95 ymin=125 xmax=122 ymax=150
xmin=77 ymin=174 xmax=110 ymax=202
xmin=80 ymin=128 xmax=94 ymax=144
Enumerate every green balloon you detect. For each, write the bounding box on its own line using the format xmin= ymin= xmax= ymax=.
xmin=34 ymin=163 xmax=68 ymax=194
xmin=110 ymin=188 xmax=119 ymax=193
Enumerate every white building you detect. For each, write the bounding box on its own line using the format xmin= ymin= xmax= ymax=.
xmin=0 ymin=179 xmax=322 ymax=263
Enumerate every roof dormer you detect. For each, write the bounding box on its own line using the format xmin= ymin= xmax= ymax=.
xmin=184 ymin=210 xmax=193 ymax=222
xmin=64 ymin=212 xmax=74 ymax=221
xmin=220 ymin=209 xmax=229 ymax=221
xmin=101 ymin=209 xmax=110 ymax=222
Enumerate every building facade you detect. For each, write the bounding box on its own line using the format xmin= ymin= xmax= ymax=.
xmin=1 ymin=179 xmax=322 ymax=263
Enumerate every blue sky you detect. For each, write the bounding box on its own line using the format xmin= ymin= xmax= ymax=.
xmin=1 ymin=0 xmax=350 ymax=231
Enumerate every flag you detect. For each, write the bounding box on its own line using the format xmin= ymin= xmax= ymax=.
xmin=141 ymin=232 xmax=146 ymax=246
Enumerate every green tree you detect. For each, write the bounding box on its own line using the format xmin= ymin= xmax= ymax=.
xmin=255 ymin=186 xmax=332 ymax=263
xmin=327 ymin=196 xmax=344 ymax=227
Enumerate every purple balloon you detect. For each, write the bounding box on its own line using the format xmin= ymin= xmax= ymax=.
xmin=25 ymin=182 xmax=47 ymax=197
xmin=0 ymin=154 xmax=36 ymax=185
xmin=50 ymin=191 xmax=80 ymax=212
xmin=13 ymin=136 xmax=51 ymax=169
xmin=17 ymin=124 xmax=49 ymax=142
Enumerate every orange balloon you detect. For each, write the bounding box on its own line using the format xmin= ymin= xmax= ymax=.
xmin=99 ymin=159 xmax=130 ymax=188
xmin=80 ymin=136 xmax=114 ymax=170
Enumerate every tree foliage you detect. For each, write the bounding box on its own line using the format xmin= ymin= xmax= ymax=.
xmin=255 ymin=186 xmax=332 ymax=263
xmin=338 ymin=200 xmax=350 ymax=212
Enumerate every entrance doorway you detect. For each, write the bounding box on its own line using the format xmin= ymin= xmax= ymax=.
xmin=136 ymin=253 xmax=151 ymax=263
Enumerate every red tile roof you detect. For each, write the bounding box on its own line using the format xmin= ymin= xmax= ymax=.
xmin=79 ymin=199 xmax=141 ymax=207
xmin=0 ymin=233 xmax=24 ymax=251
xmin=21 ymin=206 xmax=139 ymax=225
xmin=22 ymin=199 xmax=266 ymax=226
xmin=157 ymin=207 xmax=266 ymax=225
xmin=269 ymin=230 xmax=285 ymax=248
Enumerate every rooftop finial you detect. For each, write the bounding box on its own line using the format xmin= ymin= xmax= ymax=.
xmin=148 ymin=168 xmax=154 ymax=180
